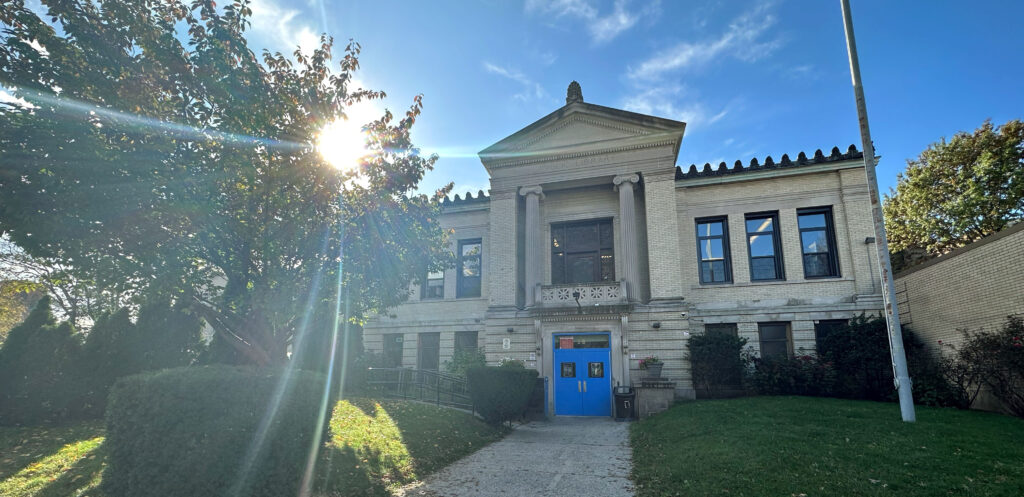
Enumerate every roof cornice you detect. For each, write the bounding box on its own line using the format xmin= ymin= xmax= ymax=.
xmin=676 ymin=145 xmax=867 ymax=186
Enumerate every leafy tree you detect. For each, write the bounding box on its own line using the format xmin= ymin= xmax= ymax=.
xmin=884 ymin=119 xmax=1024 ymax=266
xmin=0 ymin=1 xmax=450 ymax=365
xmin=1 ymin=236 xmax=119 ymax=328
xmin=0 ymin=279 xmax=43 ymax=342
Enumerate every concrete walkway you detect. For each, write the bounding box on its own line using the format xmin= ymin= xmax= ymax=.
xmin=398 ymin=417 xmax=634 ymax=497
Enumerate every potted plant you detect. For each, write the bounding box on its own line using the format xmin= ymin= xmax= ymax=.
xmin=639 ymin=355 xmax=664 ymax=379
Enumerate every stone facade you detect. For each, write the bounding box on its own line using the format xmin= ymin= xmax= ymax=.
xmin=363 ymin=83 xmax=884 ymax=411
xmin=894 ymin=222 xmax=1024 ymax=354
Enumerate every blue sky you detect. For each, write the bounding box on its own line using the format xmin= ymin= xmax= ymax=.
xmin=18 ymin=0 xmax=1024 ymax=197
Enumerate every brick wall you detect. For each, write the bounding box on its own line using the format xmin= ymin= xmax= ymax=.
xmin=895 ymin=223 xmax=1024 ymax=353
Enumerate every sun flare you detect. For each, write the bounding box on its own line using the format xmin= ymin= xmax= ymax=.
xmin=317 ymin=101 xmax=381 ymax=171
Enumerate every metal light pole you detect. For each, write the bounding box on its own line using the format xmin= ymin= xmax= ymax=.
xmin=840 ymin=0 xmax=916 ymax=422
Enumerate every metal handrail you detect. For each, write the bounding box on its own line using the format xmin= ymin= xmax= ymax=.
xmin=365 ymin=367 xmax=474 ymax=412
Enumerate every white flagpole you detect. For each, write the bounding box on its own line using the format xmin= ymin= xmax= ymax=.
xmin=839 ymin=0 xmax=916 ymax=422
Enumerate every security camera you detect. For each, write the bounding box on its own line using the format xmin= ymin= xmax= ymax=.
xmin=679 ymin=312 xmax=688 ymax=318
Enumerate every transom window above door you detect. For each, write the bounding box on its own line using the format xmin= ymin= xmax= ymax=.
xmin=551 ymin=219 xmax=614 ymax=284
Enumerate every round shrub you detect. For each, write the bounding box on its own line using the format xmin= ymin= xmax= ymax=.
xmin=687 ymin=331 xmax=748 ymax=398
xmin=102 ymin=366 xmax=327 ymax=497
xmin=466 ymin=366 xmax=538 ymax=425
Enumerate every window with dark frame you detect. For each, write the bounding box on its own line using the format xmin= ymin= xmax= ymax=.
xmin=454 ymin=330 xmax=479 ymax=355
xmin=745 ymin=213 xmax=784 ymax=281
xmin=695 ymin=217 xmax=732 ymax=284
xmin=551 ymin=219 xmax=614 ymax=284
xmin=382 ymin=334 xmax=403 ymax=368
xmin=798 ymin=207 xmax=840 ymax=278
xmin=814 ymin=319 xmax=848 ymax=346
xmin=417 ymin=332 xmax=440 ymax=371
xmin=457 ymin=239 xmax=482 ymax=298
xmin=704 ymin=323 xmax=738 ymax=336
xmin=422 ymin=270 xmax=444 ymax=299
xmin=758 ymin=322 xmax=790 ymax=359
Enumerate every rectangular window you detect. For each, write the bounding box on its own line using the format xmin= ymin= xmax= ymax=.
xmin=383 ymin=334 xmax=403 ymax=368
xmin=758 ymin=322 xmax=790 ymax=359
xmin=695 ymin=217 xmax=732 ymax=284
xmin=554 ymin=334 xmax=610 ymax=349
xmin=745 ymin=213 xmax=784 ymax=281
xmin=422 ymin=270 xmax=444 ymax=299
xmin=551 ymin=219 xmax=614 ymax=284
xmin=814 ymin=319 xmax=848 ymax=346
xmin=454 ymin=331 xmax=479 ymax=355
xmin=417 ymin=332 xmax=440 ymax=371
xmin=798 ymin=207 xmax=840 ymax=278
xmin=457 ymin=239 xmax=482 ymax=298
xmin=704 ymin=323 xmax=738 ymax=336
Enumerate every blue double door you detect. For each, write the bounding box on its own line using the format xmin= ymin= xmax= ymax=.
xmin=553 ymin=334 xmax=612 ymax=416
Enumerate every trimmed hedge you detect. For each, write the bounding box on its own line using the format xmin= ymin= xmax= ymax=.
xmin=102 ymin=366 xmax=327 ymax=497
xmin=466 ymin=366 xmax=538 ymax=425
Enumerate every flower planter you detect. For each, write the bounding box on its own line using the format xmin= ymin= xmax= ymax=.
xmin=644 ymin=362 xmax=664 ymax=379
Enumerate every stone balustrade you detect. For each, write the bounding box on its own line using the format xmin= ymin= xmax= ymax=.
xmin=539 ymin=281 xmax=625 ymax=307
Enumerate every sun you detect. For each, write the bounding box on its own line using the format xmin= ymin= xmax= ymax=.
xmin=317 ymin=101 xmax=381 ymax=171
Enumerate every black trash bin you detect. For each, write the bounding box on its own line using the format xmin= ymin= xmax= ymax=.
xmin=613 ymin=386 xmax=635 ymax=421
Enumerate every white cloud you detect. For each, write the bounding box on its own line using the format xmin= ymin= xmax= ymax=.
xmin=621 ymin=85 xmax=707 ymax=124
xmin=620 ymin=85 xmax=733 ymax=129
xmin=248 ymin=0 xmax=321 ymax=55
xmin=483 ymin=62 xmax=547 ymax=101
xmin=526 ymin=0 xmax=657 ymax=45
xmin=627 ymin=1 xmax=780 ymax=80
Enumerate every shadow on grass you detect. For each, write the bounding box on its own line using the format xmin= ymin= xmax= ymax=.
xmin=35 ymin=441 xmax=105 ymax=497
xmin=316 ymin=399 xmax=506 ymax=496
xmin=0 ymin=423 xmax=103 ymax=481
xmin=0 ymin=431 xmax=105 ymax=497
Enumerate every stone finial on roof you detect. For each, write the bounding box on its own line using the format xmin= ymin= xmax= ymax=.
xmin=566 ymin=81 xmax=583 ymax=104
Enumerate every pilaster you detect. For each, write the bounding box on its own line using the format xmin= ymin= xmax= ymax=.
xmin=488 ymin=190 xmax=518 ymax=306
xmin=519 ymin=185 xmax=544 ymax=306
xmin=644 ymin=171 xmax=684 ymax=300
xmin=614 ymin=173 xmax=641 ymax=301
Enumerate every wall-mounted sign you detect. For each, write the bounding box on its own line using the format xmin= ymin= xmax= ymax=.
xmin=559 ymin=336 xmax=574 ymax=349
xmin=502 ymin=338 xmax=511 ymax=350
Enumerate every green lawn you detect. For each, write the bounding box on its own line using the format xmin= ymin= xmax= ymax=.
xmin=318 ymin=398 xmax=507 ymax=495
xmin=0 ymin=399 xmax=505 ymax=497
xmin=0 ymin=422 xmax=105 ymax=497
xmin=631 ymin=396 xmax=1024 ymax=497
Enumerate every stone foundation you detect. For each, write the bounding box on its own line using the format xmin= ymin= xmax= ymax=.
xmin=636 ymin=379 xmax=676 ymax=418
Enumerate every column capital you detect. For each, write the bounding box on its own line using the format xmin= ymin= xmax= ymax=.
xmin=612 ymin=174 xmax=640 ymax=188
xmin=518 ymin=185 xmax=544 ymax=198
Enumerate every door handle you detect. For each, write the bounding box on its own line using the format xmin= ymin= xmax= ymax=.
xmin=583 ymin=381 xmax=587 ymax=393
xmin=578 ymin=380 xmax=581 ymax=392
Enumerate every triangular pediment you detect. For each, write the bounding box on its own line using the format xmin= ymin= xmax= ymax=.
xmin=479 ymin=101 xmax=686 ymax=170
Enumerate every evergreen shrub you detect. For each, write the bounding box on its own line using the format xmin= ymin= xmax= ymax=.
xmin=102 ymin=366 xmax=326 ymax=497
xmin=0 ymin=297 xmax=88 ymax=424
xmin=687 ymin=331 xmax=748 ymax=397
xmin=466 ymin=366 xmax=538 ymax=425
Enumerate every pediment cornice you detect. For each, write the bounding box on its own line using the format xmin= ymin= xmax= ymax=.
xmin=479 ymin=101 xmax=686 ymax=172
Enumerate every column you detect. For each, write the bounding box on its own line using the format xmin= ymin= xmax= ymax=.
xmin=614 ymin=174 xmax=641 ymax=301
xmin=519 ymin=185 xmax=544 ymax=306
